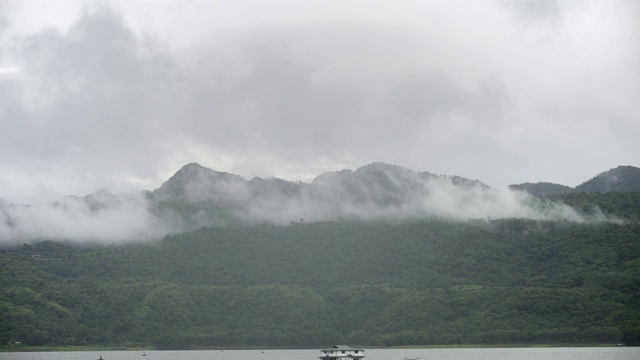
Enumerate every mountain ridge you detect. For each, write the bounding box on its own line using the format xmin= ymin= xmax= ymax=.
xmin=155 ymin=162 xmax=640 ymax=199
xmin=160 ymin=162 xmax=640 ymax=194
xmin=2 ymin=162 xmax=639 ymax=242
xmin=139 ymin=162 xmax=637 ymax=230
xmin=509 ymin=165 xmax=640 ymax=195
xmin=145 ymin=161 xmax=500 ymax=228
xmin=4 ymin=163 xmax=638 ymax=205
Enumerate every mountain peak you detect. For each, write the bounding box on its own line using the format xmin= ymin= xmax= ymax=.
xmin=575 ymin=165 xmax=640 ymax=193
xmin=510 ymin=165 xmax=640 ymax=195
xmin=175 ymin=162 xmax=210 ymax=175
xmin=153 ymin=163 xmax=246 ymax=200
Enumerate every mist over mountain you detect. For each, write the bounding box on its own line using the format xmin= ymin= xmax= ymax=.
xmin=1 ymin=163 xmax=637 ymax=243
xmin=0 ymin=189 xmax=167 ymax=244
xmin=509 ymin=182 xmax=574 ymax=196
xmin=146 ymin=162 xmax=586 ymax=231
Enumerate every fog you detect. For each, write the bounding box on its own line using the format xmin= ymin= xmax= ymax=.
xmin=236 ymin=165 xmax=595 ymax=225
xmin=0 ymin=190 xmax=167 ymax=245
xmin=0 ymin=162 xmax=613 ymax=244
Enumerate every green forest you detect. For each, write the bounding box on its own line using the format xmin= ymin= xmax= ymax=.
xmin=2 ymin=190 xmax=640 ymax=349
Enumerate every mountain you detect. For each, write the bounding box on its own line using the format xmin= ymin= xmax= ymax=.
xmin=510 ymin=165 xmax=640 ymax=196
xmin=311 ymin=162 xmax=488 ymax=205
xmin=152 ymin=162 xmax=249 ymax=202
xmin=2 ymin=163 xmax=640 ymax=243
xmin=575 ymin=165 xmax=640 ymax=193
xmin=145 ymin=162 xmax=640 ymax=230
xmin=145 ymin=162 xmax=501 ymax=229
xmin=55 ymin=188 xmax=135 ymax=212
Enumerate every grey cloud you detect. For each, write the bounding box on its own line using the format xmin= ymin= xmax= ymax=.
xmin=0 ymin=191 xmax=166 ymax=244
xmin=503 ymin=0 xmax=563 ymax=27
xmin=389 ymin=72 xmax=467 ymax=122
xmin=175 ymin=22 xmax=514 ymax=169
xmin=0 ymin=17 xmax=6 ymax=36
xmin=1 ymin=0 xmax=637 ymax=205
xmin=2 ymin=5 xmax=185 ymax=200
xmin=0 ymin=0 xmax=7 ymax=33
xmin=0 ymin=4 xmax=535 ymax=192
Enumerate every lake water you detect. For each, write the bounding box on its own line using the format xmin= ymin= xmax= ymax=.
xmin=0 ymin=348 xmax=638 ymax=360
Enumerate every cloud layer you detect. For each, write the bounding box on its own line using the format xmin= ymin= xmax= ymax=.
xmin=0 ymin=162 xmax=609 ymax=245
xmin=0 ymin=191 xmax=166 ymax=244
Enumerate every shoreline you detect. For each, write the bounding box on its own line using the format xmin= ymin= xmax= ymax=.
xmin=0 ymin=343 xmax=625 ymax=352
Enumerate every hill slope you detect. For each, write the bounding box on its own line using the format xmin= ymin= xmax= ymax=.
xmin=575 ymin=165 xmax=640 ymax=193
xmin=510 ymin=165 xmax=640 ymax=195
xmin=509 ymin=182 xmax=574 ymax=196
xmin=1 ymin=219 xmax=639 ymax=348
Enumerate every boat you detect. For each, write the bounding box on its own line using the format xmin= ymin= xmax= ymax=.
xmin=319 ymin=345 xmax=365 ymax=360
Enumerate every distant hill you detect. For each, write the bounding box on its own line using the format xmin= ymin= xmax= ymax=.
xmin=509 ymin=182 xmax=574 ymax=196
xmin=575 ymin=165 xmax=640 ymax=193
xmin=510 ymin=165 xmax=640 ymax=196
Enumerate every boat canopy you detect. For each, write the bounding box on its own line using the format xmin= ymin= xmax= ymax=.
xmin=319 ymin=345 xmax=365 ymax=359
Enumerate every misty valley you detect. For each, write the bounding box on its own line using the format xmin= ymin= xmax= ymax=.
xmin=1 ymin=163 xmax=640 ymax=349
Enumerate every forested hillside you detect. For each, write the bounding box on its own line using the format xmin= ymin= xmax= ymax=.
xmin=2 ymin=218 xmax=639 ymax=348
xmin=575 ymin=166 xmax=640 ymax=193
xmin=509 ymin=182 xmax=574 ymax=196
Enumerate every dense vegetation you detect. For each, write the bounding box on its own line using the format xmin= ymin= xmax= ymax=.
xmin=576 ymin=166 xmax=640 ymax=193
xmin=545 ymin=192 xmax=640 ymax=221
xmin=2 ymin=217 xmax=639 ymax=349
xmin=509 ymin=182 xmax=574 ymax=196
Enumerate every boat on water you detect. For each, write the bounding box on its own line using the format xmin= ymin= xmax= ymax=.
xmin=319 ymin=345 xmax=365 ymax=360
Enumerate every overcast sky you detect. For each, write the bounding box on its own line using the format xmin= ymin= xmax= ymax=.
xmin=1 ymin=0 xmax=638 ymax=204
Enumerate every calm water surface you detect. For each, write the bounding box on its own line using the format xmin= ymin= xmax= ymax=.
xmin=0 ymin=348 xmax=638 ymax=360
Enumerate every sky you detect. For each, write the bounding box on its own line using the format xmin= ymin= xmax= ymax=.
xmin=1 ymin=0 xmax=639 ymax=204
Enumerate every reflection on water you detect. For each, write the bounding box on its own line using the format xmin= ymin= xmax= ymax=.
xmin=0 ymin=348 xmax=638 ymax=360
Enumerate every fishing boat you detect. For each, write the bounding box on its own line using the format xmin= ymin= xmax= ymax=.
xmin=319 ymin=345 xmax=365 ymax=360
